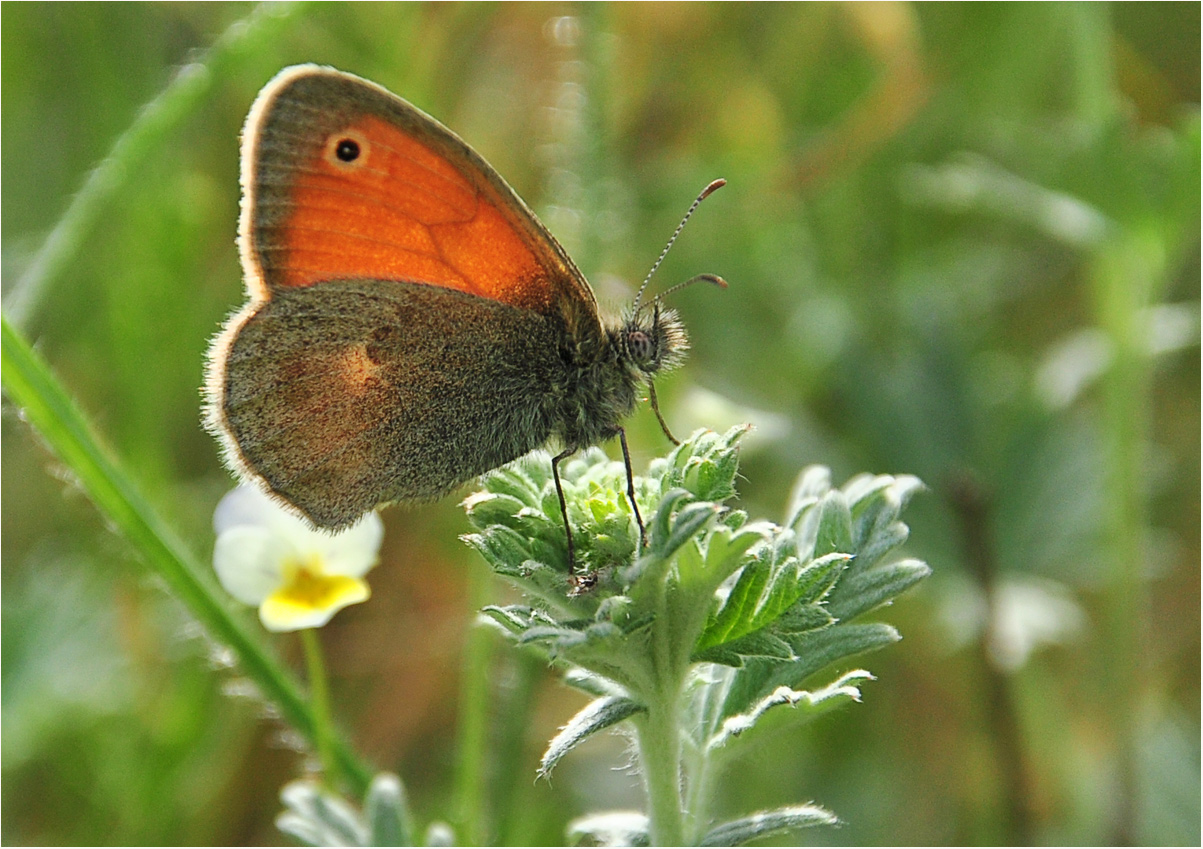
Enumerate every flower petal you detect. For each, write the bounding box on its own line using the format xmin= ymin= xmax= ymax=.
xmin=214 ymin=484 xmax=314 ymax=540
xmin=213 ymin=525 xmax=293 ymax=605
xmin=315 ymin=512 xmax=385 ymax=578
xmin=212 ymin=485 xmax=384 ymax=629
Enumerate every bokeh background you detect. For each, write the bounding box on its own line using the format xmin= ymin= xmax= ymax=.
xmin=2 ymin=3 xmax=1198 ymax=845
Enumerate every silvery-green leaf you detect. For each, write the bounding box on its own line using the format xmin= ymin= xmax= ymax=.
xmin=519 ymin=625 xmax=590 ymax=648
xmin=659 ymin=501 xmax=720 ymax=561
xmin=566 ymin=811 xmax=650 ymax=847
xmin=676 ymin=521 xmax=768 ymax=598
xmin=698 ymin=804 xmax=839 ymax=845
xmin=540 ymin=696 xmax=646 ymax=778
xmin=700 ymin=522 xmax=771 ymax=582
xmin=478 ymin=605 xmax=542 ymax=637
xmin=423 ymin=822 xmax=456 ymax=847
xmin=721 ymin=623 xmax=900 ymax=719
xmin=477 ymin=464 xmax=544 ymax=504
xmin=277 ymin=779 xmax=367 ymax=847
xmin=783 ymin=622 xmax=901 ymax=681
xmin=658 ymin=426 xmax=746 ymax=501
xmin=771 ymin=603 xmax=834 ymax=635
xmin=843 ymin=472 xmax=894 ymax=506
xmin=847 ymin=475 xmax=923 ymax=567
xmin=364 ymin=773 xmax=410 ymax=847
xmin=693 ymin=630 xmax=795 ymax=666
xmin=563 ymin=667 xmax=630 ymax=698
xmin=645 ymin=488 xmax=692 ymax=553
xmin=827 ymin=558 xmax=931 ymax=622
xmin=793 ymin=552 xmax=852 ymax=605
xmin=784 ymin=465 xmax=832 ymax=529
xmin=708 ymin=671 xmax=875 ymax=751
xmin=812 ymin=491 xmax=853 ymax=559
xmin=460 ymin=491 xmax=526 ymax=528
xmin=693 ymin=550 xmax=846 ymax=665
xmin=277 ymin=812 xmax=329 ymax=847
xmin=462 ymin=526 xmax=532 ymax=571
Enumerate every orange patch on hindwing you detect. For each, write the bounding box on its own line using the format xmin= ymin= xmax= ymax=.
xmin=336 ymin=343 xmax=383 ymax=394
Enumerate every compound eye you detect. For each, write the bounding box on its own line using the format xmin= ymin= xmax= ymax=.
xmin=626 ymin=329 xmax=656 ymax=365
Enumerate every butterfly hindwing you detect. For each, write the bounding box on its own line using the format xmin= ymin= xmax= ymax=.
xmin=220 ymin=280 xmax=565 ymax=528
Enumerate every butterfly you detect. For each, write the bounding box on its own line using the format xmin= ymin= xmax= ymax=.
xmin=204 ymin=65 xmax=723 ymax=574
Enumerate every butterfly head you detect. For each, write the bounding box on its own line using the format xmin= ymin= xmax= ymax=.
xmin=621 ymin=302 xmax=688 ymax=378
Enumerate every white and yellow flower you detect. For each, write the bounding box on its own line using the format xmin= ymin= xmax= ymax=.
xmin=213 ymin=485 xmax=383 ymax=632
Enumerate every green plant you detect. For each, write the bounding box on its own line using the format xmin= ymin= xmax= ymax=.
xmin=463 ymin=426 xmax=930 ymax=845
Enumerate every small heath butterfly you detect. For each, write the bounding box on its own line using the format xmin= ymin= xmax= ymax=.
xmin=204 ymin=65 xmax=723 ymax=571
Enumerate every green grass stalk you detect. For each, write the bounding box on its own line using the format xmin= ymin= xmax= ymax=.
xmin=8 ymin=2 xmax=310 ymax=329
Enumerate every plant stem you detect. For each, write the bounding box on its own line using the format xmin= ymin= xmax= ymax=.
xmin=681 ymin=740 xmax=716 ymax=842
xmin=491 ymin=650 xmax=544 ymax=845
xmin=301 ymin=628 xmax=339 ymax=788
xmin=637 ymin=569 xmax=689 ymax=847
xmin=1093 ymin=236 xmax=1157 ymax=845
xmin=637 ymin=691 xmax=686 ymax=846
xmin=1065 ymin=2 xmax=1116 ymax=127
xmin=948 ymin=473 xmax=1035 ymax=845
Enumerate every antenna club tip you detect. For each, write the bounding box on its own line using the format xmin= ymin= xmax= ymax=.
xmin=701 ymin=178 xmax=727 ymax=198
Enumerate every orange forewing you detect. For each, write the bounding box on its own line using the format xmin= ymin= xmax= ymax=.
xmin=276 ymin=116 xmax=555 ymax=311
xmin=242 ymin=67 xmax=591 ymax=319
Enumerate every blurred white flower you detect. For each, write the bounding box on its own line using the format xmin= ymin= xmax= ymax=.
xmin=938 ymin=572 xmax=1085 ymax=672
xmin=213 ymin=485 xmax=383 ymax=632
xmin=987 ymin=578 xmax=1086 ymax=672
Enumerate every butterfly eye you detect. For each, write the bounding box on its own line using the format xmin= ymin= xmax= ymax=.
xmin=324 ymin=130 xmax=368 ymax=170
xmin=626 ymin=329 xmax=656 ymax=365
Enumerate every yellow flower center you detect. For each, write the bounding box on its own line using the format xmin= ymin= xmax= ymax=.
xmin=259 ymin=556 xmax=370 ymax=631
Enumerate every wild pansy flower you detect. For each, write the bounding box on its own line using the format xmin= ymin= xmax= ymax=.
xmin=213 ymin=485 xmax=383 ymax=632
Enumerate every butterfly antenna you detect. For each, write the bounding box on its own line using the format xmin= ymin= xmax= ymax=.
xmin=653 ymin=272 xmax=728 ymax=303
xmin=632 ymin=178 xmax=726 ymax=313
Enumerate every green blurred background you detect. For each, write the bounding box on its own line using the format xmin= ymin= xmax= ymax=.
xmin=2 ymin=2 xmax=1198 ymax=845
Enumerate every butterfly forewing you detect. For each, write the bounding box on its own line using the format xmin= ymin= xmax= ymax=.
xmin=241 ymin=65 xmax=599 ymax=328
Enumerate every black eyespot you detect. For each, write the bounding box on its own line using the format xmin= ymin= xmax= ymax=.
xmin=335 ymin=138 xmax=360 ymax=162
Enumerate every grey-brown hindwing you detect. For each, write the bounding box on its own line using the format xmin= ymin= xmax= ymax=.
xmin=221 ymin=280 xmax=564 ymax=528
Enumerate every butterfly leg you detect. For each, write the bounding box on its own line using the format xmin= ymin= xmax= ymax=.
xmin=648 ymin=382 xmax=680 ymax=446
xmin=619 ymin=429 xmax=647 ymax=550
xmin=551 ymin=447 xmax=578 ymax=576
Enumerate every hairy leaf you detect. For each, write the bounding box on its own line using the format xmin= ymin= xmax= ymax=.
xmin=540 ymin=696 xmax=646 ymax=778
xmin=699 ymin=804 xmax=839 ymax=846
xmin=707 ymin=671 xmax=875 ymax=751
xmin=567 ymin=811 xmax=650 ymax=847
xmin=364 ymin=773 xmax=411 ymax=848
